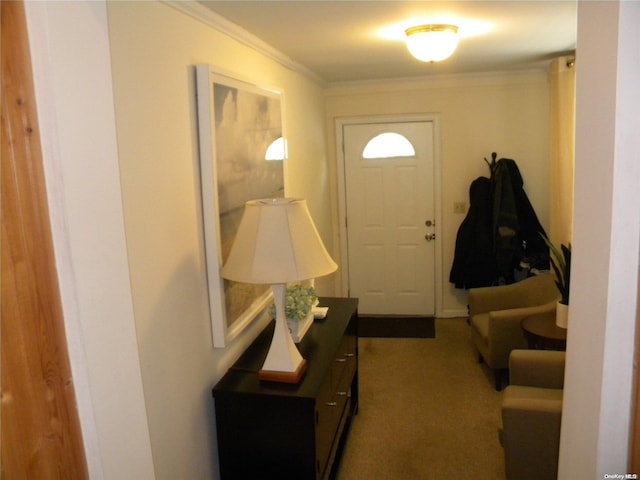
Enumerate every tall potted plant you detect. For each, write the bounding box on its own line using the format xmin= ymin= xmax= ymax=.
xmin=541 ymin=234 xmax=571 ymax=328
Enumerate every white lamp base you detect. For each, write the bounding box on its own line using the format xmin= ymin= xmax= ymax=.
xmin=259 ymin=284 xmax=307 ymax=383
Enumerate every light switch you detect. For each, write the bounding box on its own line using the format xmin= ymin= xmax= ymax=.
xmin=454 ymin=202 xmax=467 ymax=214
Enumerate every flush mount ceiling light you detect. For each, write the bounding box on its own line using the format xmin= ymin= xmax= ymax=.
xmin=405 ymin=24 xmax=459 ymax=62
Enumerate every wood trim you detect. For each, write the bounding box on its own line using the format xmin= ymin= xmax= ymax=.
xmin=259 ymin=359 xmax=308 ymax=384
xmin=1 ymin=1 xmax=88 ymax=477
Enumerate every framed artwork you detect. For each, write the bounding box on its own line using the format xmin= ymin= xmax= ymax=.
xmin=196 ymin=64 xmax=286 ymax=348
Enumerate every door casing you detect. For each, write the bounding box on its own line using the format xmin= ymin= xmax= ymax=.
xmin=335 ymin=114 xmax=444 ymax=317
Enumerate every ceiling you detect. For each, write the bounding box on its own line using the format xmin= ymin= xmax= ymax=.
xmin=198 ymin=1 xmax=577 ymax=84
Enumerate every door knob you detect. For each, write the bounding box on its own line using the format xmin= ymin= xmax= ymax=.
xmin=425 ymin=233 xmax=436 ymax=241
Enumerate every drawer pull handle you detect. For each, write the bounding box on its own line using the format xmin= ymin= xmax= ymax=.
xmin=336 ymin=391 xmax=348 ymax=396
xmin=344 ymin=353 xmax=355 ymax=357
xmin=335 ymin=358 xmax=347 ymax=363
xmin=326 ymin=402 xmax=338 ymax=407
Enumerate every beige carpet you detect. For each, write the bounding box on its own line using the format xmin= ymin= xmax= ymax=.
xmin=337 ymin=317 xmax=506 ymax=480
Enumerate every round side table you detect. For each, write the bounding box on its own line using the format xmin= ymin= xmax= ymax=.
xmin=521 ymin=312 xmax=567 ymax=350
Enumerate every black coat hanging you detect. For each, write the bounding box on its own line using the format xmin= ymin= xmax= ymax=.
xmin=449 ymin=176 xmax=497 ymax=288
xmin=449 ymin=153 xmax=549 ymax=288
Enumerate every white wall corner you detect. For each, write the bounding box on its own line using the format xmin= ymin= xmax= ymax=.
xmin=24 ymin=2 xmax=155 ymax=478
xmin=559 ymin=1 xmax=640 ymax=477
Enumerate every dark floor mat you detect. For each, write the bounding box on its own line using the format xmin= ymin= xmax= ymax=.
xmin=358 ymin=316 xmax=435 ymax=338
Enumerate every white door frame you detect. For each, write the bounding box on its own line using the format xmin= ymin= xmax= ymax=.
xmin=335 ymin=113 xmax=444 ymax=317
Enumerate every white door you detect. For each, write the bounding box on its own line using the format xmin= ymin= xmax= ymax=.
xmin=343 ymin=121 xmax=435 ymax=316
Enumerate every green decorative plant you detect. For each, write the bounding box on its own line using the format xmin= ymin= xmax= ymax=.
xmin=268 ymin=284 xmax=317 ymax=321
xmin=541 ymin=233 xmax=572 ymax=305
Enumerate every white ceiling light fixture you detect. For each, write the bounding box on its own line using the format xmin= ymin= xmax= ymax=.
xmin=405 ymin=24 xmax=459 ymax=62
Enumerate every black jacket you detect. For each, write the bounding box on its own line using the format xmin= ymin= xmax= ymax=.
xmin=492 ymin=158 xmax=548 ymax=282
xmin=449 ymin=177 xmax=497 ymax=289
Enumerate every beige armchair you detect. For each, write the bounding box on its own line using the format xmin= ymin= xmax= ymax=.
xmin=501 ymin=349 xmax=565 ymax=480
xmin=468 ymin=274 xmax=559 ymax=389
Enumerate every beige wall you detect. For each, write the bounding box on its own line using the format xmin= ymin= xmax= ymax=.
xmin=325 ymin=73 xmax=551 ymax=315
xmin=107 ymin=2 xmax=330 ymax=478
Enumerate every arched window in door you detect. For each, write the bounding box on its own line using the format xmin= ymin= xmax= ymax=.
xmin=362 ymin=132 xmax=415 ymax=159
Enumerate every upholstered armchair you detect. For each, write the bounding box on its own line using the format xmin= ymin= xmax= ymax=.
xmin=501 ymin=349 xmax=565 ymax=480
xmin=468 ymin=274 xmax=559 ymax=389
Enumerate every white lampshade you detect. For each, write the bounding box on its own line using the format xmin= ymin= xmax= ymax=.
xmin=222 ymin=198 xmax=337 ymax=285
xmin=405 ymin=24 xmax=459 ymax=62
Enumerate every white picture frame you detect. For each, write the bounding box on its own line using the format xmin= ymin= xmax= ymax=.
xmin=195 ymin=64 xmax=286 ymax=348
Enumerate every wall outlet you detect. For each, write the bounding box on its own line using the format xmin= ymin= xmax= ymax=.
xmin=454 ymin=201 xmax=467 ymax=214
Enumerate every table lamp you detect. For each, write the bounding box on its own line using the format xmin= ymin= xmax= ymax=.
xmin=221 ymin=198 xmax=338 ymax=383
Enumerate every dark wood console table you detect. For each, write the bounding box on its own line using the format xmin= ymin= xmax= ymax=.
xmin=521 ymin=311 xmax=567 ymax=351
xmin=212 ymin=297 xmax=359 ymax=480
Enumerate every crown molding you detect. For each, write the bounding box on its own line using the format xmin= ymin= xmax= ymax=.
xmin=163 ymin=1 xmax=326 ymax=86
xmin=324 ymin=68 xmax=549 ymax=96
